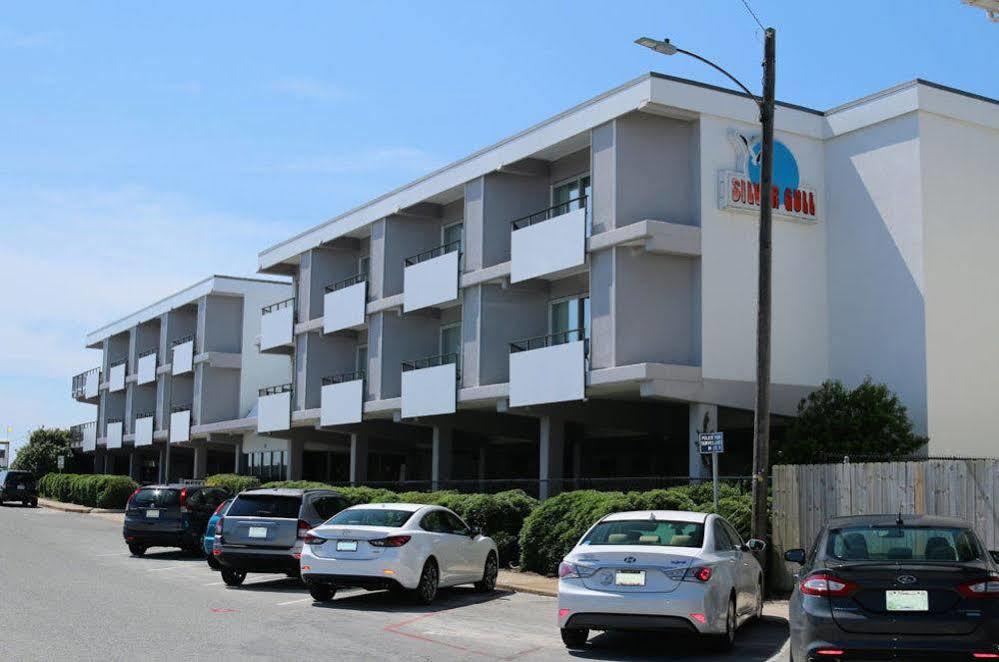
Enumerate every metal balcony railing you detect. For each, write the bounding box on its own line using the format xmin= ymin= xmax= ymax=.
xmin=401 ymin=353 xmax=460 ymax=376
xmin=321 ymin=370 xmax=366 ymax=386
xmin=70 ymin=421 xmax=95 ymax=444
xmin=171 ymin=335 xmax=195 ymax=348
xmin=325 ymin=272 xmax=367 ymax=294
xmin=135 ymin=410 xmax=156 ymax=420
xmin=137 ymin=347 xmax=157 ymax=359
xmin=510 ymin=328 xmax=590 ymax=354
xmin=259 ymin=383 xmax=293 ymax=397
xmin=106 ymin=417 xmax=124 ymax=425
xmin=108 ymin=358 xmax=128 ymax=369
xmin=170 ymin=404 xmax=192 ymax=414
xmin=261 ymin=297 xmax=295 ymax=316
xmin=404 ymin=240 xmax=462 ymax=267
xmin=511 ymin=195 xmax=587 ymax=231
xmin=71 ymin=368 xmax=100 ymax=398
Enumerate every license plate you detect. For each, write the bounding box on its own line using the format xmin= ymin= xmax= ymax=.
xmin=615 ymin=570 xmax=646 ymax=586
xmin=886 ymin=590 xmax=928 ymax=611
xmin=336 ymin=540 xmax=358 ymax=552
xmin=16 ymin=484 xmax=25 ymax=490
xmin=248 ymin=526 xmax=268 ymax=539
xmin=146 ymin=509 xmax=160 ymax=518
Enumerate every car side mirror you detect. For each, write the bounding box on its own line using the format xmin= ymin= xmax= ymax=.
xmin=989 ymin=550 xmax=999 ymax=564
xmin=470 ymin=526 xmax=483 ymax=538
xmin=784 ymin=548 xmax=806 ymax=564
xmin=746 ymin=538 xmax=767 ymax=553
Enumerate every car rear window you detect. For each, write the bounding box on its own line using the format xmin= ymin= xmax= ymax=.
xmin=325 ymin=508 xmax=415 ymax=527
xmin=131 ymin=488 xmax=180 ymax=508
xmin=581 ymin=520 xmax=705 ymax=547
xmin=827 ymin=526 xmax=983 ymax=562
xmin=227 ymin=495 xmax=302 ymax=519
xmin=4 ymin=472 xmax=34 ymax=485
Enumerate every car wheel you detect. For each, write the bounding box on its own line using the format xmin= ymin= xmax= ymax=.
xmin=221 ymin=568 xmax=246 ymax=587
xmin=309 ymin=584 xmax=335 ymax=602
xmin=474 ymin=552 xmax=498 ymax=593
xmin=560 ymin=628 xmax=589 ymax=649
xmin=128 ymin=543 xmax=146 ymax=557
xmin=30 ymin=500 xmax=38 ymax=508
xmin=713 ymin=597 xmax=737 ymax=650
xmin=413 ymin=559 xmax=439 ymax=605
xmin=206 ymin=554 xmax=220 ymax=570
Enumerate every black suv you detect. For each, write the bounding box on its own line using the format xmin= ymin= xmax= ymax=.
xmin=0 ymin=470 xmax=38 ymax=507
xmin=123 ymin=484 xmax=229 ymax=556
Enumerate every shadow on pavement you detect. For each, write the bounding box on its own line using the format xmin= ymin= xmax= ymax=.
xmin=569 ymin=616 xmax=789 ymax=661
xmin=225 ymin=576 xmax=307 ymax=595
xmin=133 ymin=550 xmax=206 ymax=563
xmin=313 ymin=585 xmax=514 ymax=614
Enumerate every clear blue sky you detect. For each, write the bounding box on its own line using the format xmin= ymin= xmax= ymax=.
xmin=2 ymin=1 xmax=995 ymax=457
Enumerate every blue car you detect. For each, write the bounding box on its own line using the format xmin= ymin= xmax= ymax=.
xmin=205 ymin=498 xmax=233 ymax=570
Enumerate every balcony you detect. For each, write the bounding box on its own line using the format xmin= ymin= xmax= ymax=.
xmin=323 ymin=273 xmax=367 ymax=334
xmin=171 ymin=336 xmax=195 ymax=376
xmin=106 ymin=417 xmax=124 ymax=449
xmin=320 ymin=370 xmax=365 ymax=426
xmin=71 ymin=368 xmax=101 ymax=402
xmin=169 ymin=405 xmax=191 ymax=443
xmin=260 ymin=298 xmax=295 ymax=354
xmin=509 ymin=330 xmax=587 ymax=407
xmin=510 ymin=197 xmax=587 ymax=283
xmin=403 ymin=242 xmax=460 ymax=313
xmin=108 ymin=359 xmax=127 ymax=393
xmin=257 ymin=383 xmax=292 ymax=433
xmin=137 ymin=349 xmax=157 ymax=385
xmin=134 ymin=411 xmax=155 ymax=446
xmin=70 ymin=421 xmax=97 ymax=452
xmin=400 ymin=353 xmax=458 ymax=418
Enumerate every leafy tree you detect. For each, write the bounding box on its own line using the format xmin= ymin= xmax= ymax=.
xmin=11 ymin=427 xmax=72 ymax=476
xmin=773 ymin=378 xmax=926 ymax=465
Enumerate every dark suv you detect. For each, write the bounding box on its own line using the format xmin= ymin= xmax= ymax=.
xmin=0 ymin=470 xmax=37 ymax=507
xmin=123 ymin=484 xmax=229 ymax=556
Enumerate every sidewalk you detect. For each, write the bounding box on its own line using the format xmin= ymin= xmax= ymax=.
xmin=37 ymin=497 xmax=123 ymax=515
xmin=497 ymin=569 xmax=558 ymax=596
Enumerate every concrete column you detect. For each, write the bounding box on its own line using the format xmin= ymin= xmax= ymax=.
xmin=688 ymin=403 xmax=717 ymax=481
xmin=128 ymin=450 xmax=142 ymax=481
xmin=158 ymin=446 xmax=167 ymax=483
xmin=192 ymin=443 xmax=207 ymax=479
xmin=103 ymin=451 xmax=113 ymax=475
xmin=477 ymin=443 xmax=488 ymax=492
xmin=572 ymin=439 xmax=583 ymax=489
xmin=233 ymin=439 xmax=244 ymax=475
xmin=94 ymin=448 xmax=106 ymax=475
xmin=349 ymin=433 xmax=368 ymax=485
xmin=162 ymin=443 xmax=172 ymax=483
xmin=432 ymin=426 xmax=453 ymax=491
xmin=539 ymin=416 xmax=565 ymax=500
xmin=287 ymin=439 xmax=304 ymax=481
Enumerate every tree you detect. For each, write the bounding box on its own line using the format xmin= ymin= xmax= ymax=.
xmin=11 ymin=427 xmax=72 ymax=476
xmin=773 ymin=378 xmax=926 ymax=465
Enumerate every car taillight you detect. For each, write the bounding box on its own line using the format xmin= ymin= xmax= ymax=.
xmin=800 ymin=572 xmax=857 ymax=597
xmin=179 ymin=488 xmax=189 ymax=513
xmin=303 ymin=533 xmax=326 ymax=545
xmin=212 ymin=500 xmax=228 ymax=516
xmin=693 ymin=566 xmax=712 ymax=582
xmin=297 ymin=520 xmax=312 ymax=539
xmin=958 ymin=576 xmax=999 ymax=599
xmin=558 ymin=561 xmax=597 ymax=579
xmin=126 ymin=488 xmax=141 ymax=507
xmin=368 ymin=535 xmax=411 ymax=548
xmin=215 ymin=517 xmax=224 ymax=536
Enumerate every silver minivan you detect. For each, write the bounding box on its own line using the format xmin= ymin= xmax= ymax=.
xmin=213 ymin=488 xmax=346 ymax=586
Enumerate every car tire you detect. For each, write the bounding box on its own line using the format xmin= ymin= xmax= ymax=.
xmin=221 ymin=568 xmax=246 ymax=587
xmin=206 ymin=554 xmax=220 ymax=570
xmin=474 ymin=552 xmax=498 ymax=593
xmin=413 ymin=559 xmax=439 ymax=605
xmin=713 ymin=596 xmax=737 ymax=650
xmin=29 ymin=499 xmax=38 ymax=508
xmin=128 ymin=543 xmax=146 ymax=557
xmin=560 ymin=628 xmax=589 ymax=649
xmin=309 ymin=584 xmax=335 ymax=602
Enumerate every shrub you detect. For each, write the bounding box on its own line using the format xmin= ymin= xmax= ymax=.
xmin=204 ymin=474 xmax=261 ymax=494
xmin=38 ymin=473 xmax=138 ymax=509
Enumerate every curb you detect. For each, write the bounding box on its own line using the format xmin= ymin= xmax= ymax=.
xmin=38 ymin=498 xmax=92 ymax=514
xmin=496 ymin=581 xmax=556 ymax=597
xmin=92 ymin=508 xmax=126 ymax=514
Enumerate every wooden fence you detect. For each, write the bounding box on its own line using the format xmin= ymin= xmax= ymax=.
xmin=770 ymin=459 xmax=999 ymax=591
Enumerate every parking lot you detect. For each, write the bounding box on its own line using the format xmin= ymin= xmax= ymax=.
xmin=0 ymin=505 xmax=789 ymax=661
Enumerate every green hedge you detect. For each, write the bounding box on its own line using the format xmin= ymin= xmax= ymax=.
xmin=38 ymin=473 xmax=139 ymax=509
xmin=205 ymin=474 xmax=261 ymax=494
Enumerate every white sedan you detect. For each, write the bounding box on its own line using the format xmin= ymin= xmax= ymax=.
xmin=300 ymin=502 xmax=499 ymax=604
xmin=558 ymin=510 xmax=766 ymax=650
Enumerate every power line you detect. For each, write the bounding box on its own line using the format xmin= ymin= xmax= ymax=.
xmin=739 ymin=0 xmax=766 ymax=31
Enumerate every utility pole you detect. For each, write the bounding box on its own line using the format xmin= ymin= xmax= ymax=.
xmin=750 ymin=27 xmax=776 ymax=545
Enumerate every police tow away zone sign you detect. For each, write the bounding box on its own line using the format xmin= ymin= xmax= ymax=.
xmin=719 ymin=171 xmax=818 ymax=222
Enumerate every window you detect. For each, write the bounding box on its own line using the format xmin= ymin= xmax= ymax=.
xmin=550 ymin=296 xmax=590 ymax=344
xmin=358 ymin=255 xmax=370 ymax=277
xmin=243 ymin=450 xmax=287 ymax=481
xmin=420 ymin=511 xmax=447 ymax=533
xmin=130 ymin=488 xmax=180 ymax=508
xmin=723 ymin=521 xmax=744 ymax=548
xmin=442 ymin=221 xmax=463 ymax=253
xmin=327 ymin=508 xmax=415 ymax=527
xmin=581 ymin=520 xmax=705 ymax=547
xmin=714 ymin=521 xmax=736 ymax=552
xmin=314 ymin=497 xmax=347 ymax=520
xmin=826 ymin=526 xmax=983 ymax=562
xmin=440 ymin=322 xmax=461 ymax=359
xmin=442 ymin=511 xmax=470 ymax=536
xmin=227 ymin=494 xmax=302 ymax=519
xmin=552 ymin=174 xmax=592 ymax=234
xmin=356 ymin=344 xmax=368 ymax=374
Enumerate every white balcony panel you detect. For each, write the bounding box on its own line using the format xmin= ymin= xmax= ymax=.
xmin=109 ymin=363 xmax=126 ymax=392
xmin=84 ymin=371 xmax=99 ymax=399
xmin=258 ymin=391 xmax=292 ymax=432
xmin=134 ymin=416 xmax=154 ymax=446
xmin=320 ymin=379 xmax=364 ymax=426
xmin=172 ymin=341 xmax=194 ymax=376
xmin=137 ymin=353 xmax=157 ymax=385
xmin=324 ymin=282 xmax=367 ymax=334
xmin=509 ymin=340 xmax=585 ymax=407
xmin=403 ymin=251 xmax=459 ymax=312
xmin=82 ymin=424 xmax=97 ymax=452
xmin=260 ymin=306 xmax=294 ymax=351
xmin=510 ymin=207 xmax=586 ymax=283
xmin=106 ymin=421 xmax=123 ymax=449
xmin=401 ymin=364 xmax=457 ymax=418
xmin=169 ymin=410 xmax=191 ymax=443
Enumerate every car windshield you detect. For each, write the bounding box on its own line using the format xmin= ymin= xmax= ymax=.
xmin=581 ymin=520 xmax=705 ymax=547
xmin=227 ymin=495 xmax=301 ymax=519
xmin=325 ymin=508 xmax=415 ymax=527
xmin=131 ymin=489 xmax=180 ymax=508
xmin=827 ymin=525 xmax=983 ymax=562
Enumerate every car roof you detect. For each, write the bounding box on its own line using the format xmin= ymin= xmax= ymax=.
xmin=138 ymin=484 xmax=200 ymax=490
xmin=826 ymin=513 xmax=973 ymax=529
xmin=238 ymin=488 xmax=311 ymax=497
xmin=600 ymin=510 xmax=710 ymax=524
xmin=345 ymin=502 xmax=428 ymax=512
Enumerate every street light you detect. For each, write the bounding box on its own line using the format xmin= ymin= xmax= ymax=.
xmin=636 ymin=30 xmax=777 ymax=547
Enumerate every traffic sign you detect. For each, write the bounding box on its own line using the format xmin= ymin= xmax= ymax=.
xmin=698 ymin=432 xmax=724 ymax=454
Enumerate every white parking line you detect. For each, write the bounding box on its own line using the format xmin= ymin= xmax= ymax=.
xmin=276 ymin=598 xmax=311 ymax=606
xmin=146 ymin=565 xmax=198 ymax=572
xmin=95 ymin=552 xmax=129 ymax=557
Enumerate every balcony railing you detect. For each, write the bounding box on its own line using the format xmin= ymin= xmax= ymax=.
xmin=262 ymin=297 xmax=295 ymax=317
xmin=170 ymin=404 xmax=192 ymax=413
xmin=135 ymin=410 xmax=156 ymax=420
xmin=322 ymin=370 xmax=366 ymax=386
xmin=325 ymin=272 xmax=367 ymax=294
xmin=71 ymin=368 xmax=100 ymax=398
xmin=510 ymin=329 xmax=589 ymax=354
xmin=171 ymin=335 xmax=195 ymax=349
xmin=404 ymin=240 xmax=462 ymax=267
xmin=401 ymin=353 xmax=460 ymax=374
xmin=109 ymin=358 xmax=127 ymax=369
xmin=511 ymin=195 xmax=587 ymax=231
xmin=106 ymin=416 xmax=123 ymax=424
xmin=259 ymin=383 xmax=293 ymax=397
xmin=70 ymin=421 xmax=95 ymax=441
xmin=137 ymin=348 xmax=157 ymax=359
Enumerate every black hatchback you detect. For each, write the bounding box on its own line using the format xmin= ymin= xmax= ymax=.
xmin=123 ymin=484 xmax=229 ymax=556
xmin=785 ymin=514 xmax=999 ymax=661
xmin=0 ymin=470 xmax=37 ymax=507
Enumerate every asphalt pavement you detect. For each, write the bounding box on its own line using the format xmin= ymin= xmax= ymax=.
xmin=0 ymin=504 xmax=789 ymax=661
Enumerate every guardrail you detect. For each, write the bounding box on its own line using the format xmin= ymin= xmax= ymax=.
xmin=404 ymin=240 xmax=462 ymax=267
xmin=169 ymin=404 xmax=192 ymax=413
xmin=137 ymin=348 xmax=157 ymax=359
xmin=134 ymin=410 xmax=156 ymax=420
xmin=510 ymin=195 xmax=587 ymax=231
xmin=258 ymin=383 xmax=293 ymax=397
xmin=261 ymin=297 xmax=295 ymax=315
xmin=71 ymin=368 xmax=100 ymax=398
xmin=325 ymin=272 xmax=367 ymax=293
xmin=401 ymin=352 xmax=460 ymax=372
xmin=321 ymin=370 xmax=366 ymax=386
xmin=509 ymin=328 xmax=589 ymax=353
xmin=170 ymin=335 xmax=195 ymax=348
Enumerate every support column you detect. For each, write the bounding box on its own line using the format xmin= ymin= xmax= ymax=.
xmin=162 ymin=443 xmax=172 ymax=483
xmin=233 ymin=438 xmax=244 ymax=475
xmin=572 ymin=439 xmax=583 ymax=490
xmin=539 ymin=416 xmax=565 ymax=500
xmin=192 ymin=442 xmax=207 ymax=480
xmin=688 ymin=403 xmax=717 ymax=481
xmin=477 ymin=443 xmax=488 ymax=492
xmin=103 ymin=451 xmax=113 ymax=475
xmin=432 ymin=426 xmax=453 ymax=491
xmin=287 ymin=439 xmax=304 ymax=481
xmin=349 ymin=433 xmax=368 ymax=485
xmin=94 ymin=448 xmax=106 ymax=475
xmin=158 ymin=445 xmax=168 ymax=483
xmin=128 ymin=449 xmax=142 ymax=481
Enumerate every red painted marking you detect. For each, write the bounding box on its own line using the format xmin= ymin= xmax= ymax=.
xmin=383 ymin=612 xmax=542 ymax=660
xmin=211 ymin=608 xmax=237 ymax=613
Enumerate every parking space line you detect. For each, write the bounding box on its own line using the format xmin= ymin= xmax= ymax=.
xmin=146 ymin=565 xmax=198 ymax=572
xmin=276 ymin=598 xmax=311 ymax=606
xmin=95 ymin=552 xmax=128 ymax=557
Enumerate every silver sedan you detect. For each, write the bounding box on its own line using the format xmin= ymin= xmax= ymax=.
xmin=557 ymin=509 xmax=766 ymax=650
